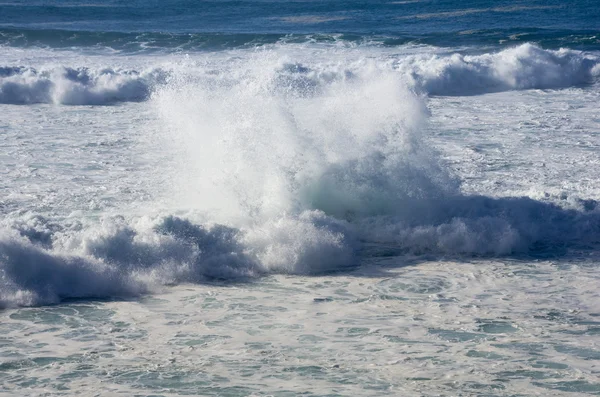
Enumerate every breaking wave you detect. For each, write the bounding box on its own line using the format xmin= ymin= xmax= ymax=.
xmin=1 ymin=196 xmax=599 ymax=308
xmin=0 ymin=66 xmax=166 ymax=105
xmin=1 ymin=43 xmax=600 ymax=308
xmin=0 ymin=213 xmax=356 ymax=308
xmin=399 ymin=43 xmax=600 ymax=96
xmin=1 ymin=44 xmax=598 ymax=105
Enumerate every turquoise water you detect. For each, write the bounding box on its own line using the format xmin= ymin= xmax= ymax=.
xmin=2 ymin=261 xmax=599 ymax=396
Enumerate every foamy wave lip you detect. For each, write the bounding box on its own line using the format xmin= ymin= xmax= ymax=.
xmin=0 ymin=66 xmax=168 ymax=105
xmin=0 ymin=212 xmax=358 ymax=308
xmin=243 ymin=211 xmax=357 ymax=275
xmin=0 ymin=217 xmax=252 ymax=308
xmin=357 ymin=195 xmax=600 ymax=256
xmin=0 ymin=226 xmax=147 ymax=308
xmin=2 ymin=195 xmax=599 ymax=309
xmin=398 ymin=43 xmax=600 ymax=95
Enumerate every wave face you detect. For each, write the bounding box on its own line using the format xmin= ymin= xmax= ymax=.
xmin=0 ymin=212 xmax=357 ymax=308
xmin=1 ymin=44 xmax=598 ymax=105
xmin=1 ymin=44 xmax=600 ymax=308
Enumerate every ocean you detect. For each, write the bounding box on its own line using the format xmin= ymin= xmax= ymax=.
xmin=1 ymin=0 xmax=600 ymax=395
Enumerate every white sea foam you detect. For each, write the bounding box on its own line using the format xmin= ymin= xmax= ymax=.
xmin=2 ymin=193 xmax=599 ymax=308
xmin=1 ymin=44 xmax=600 ymax=308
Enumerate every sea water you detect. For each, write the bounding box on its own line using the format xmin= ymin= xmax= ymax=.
xmin=1 ymin=0 xmax=600 ymax=395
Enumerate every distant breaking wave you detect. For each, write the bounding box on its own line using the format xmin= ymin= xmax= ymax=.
xmin=0 ymin=66 xmax=166 ymax=105
xmin=399 ymin=43 xmax=600 ymax=95
xmin=0 ymin=44 xmax=598 ymax=105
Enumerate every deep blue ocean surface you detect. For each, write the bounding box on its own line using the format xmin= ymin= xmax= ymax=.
xmin=1 ymin=0 xmax=599 ymax=51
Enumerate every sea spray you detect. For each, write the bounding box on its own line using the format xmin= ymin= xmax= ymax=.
xmin=151 ymin=50 xmax=448 ymax=221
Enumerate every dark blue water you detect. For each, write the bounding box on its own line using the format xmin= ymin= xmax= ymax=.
xmin=0 ymin=0 xmax=599 ymax=51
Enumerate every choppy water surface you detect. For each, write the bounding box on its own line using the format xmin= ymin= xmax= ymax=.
xmin=1 ymin=0 xmax=600 ymax=395
xmin=2 ymin=260 xmax=600 ymax=396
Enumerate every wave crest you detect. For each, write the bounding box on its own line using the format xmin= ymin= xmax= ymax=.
xmin=0 ymin=213 xmax=357 ymax=308
xmin=400 ymin=43 xmax=600 ymax=95
xmin=0 ymin=66 xmax=166 ymax=105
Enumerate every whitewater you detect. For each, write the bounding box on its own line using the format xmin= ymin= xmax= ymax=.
xmin=1 ymin=2 xmax=600 ymax=394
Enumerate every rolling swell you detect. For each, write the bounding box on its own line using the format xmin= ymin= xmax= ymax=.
xmin=1 ymin=27 xmax=600 ymax=52
xmin=0 ymin=28 xmax=290 ymax=52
